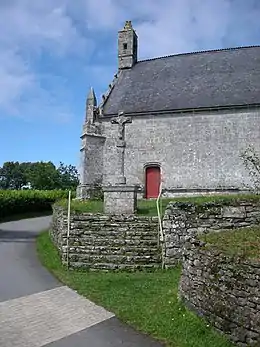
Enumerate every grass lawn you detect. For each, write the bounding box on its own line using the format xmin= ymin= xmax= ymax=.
xmin=57 ymin=193 xmax=260 ymax=217
xmin=37 ymin=231 xmax=233 ymax=347
xmin=200 ymin=226 xmax=260 ymax=260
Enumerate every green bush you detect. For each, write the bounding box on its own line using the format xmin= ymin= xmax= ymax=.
xmin=0 ymin=190 xmax=75 ymax=220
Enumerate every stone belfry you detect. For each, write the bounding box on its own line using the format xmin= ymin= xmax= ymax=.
xmin=118 ymin=20 xmax=138 ymax=69
xmin=76 ymin=88 xmax=105 ymax=199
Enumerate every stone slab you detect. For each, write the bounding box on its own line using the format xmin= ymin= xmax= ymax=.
xmin=221 ymin=206 xmax=246 ymax=218
xmin=0 ymin=286 xmax=114 ymax=347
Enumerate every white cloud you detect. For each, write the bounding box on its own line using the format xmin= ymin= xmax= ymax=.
xmin=0 ymin=50 xmax=35 ymax=114
xmin=85 ymin=0 xmax=260 ymax=57
xmin=0 ymin=0 xmax=259 ymax=121
xmin=0 ymin=0 xmax=88 ymax=121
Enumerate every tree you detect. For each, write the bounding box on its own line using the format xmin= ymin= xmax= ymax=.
xmin=27 ymin=161 xmax=60 ymax=190
xmin=241 ymin=146 xmax=260 ymax=192
xmin=0 ymin=161 xmax=79 ymax=190
xmin=57 ymin=162 xmax=79 ymax=190
xmin=0 ymin=162 xmax=27 ymax=189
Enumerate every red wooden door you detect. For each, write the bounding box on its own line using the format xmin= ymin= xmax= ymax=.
xmin=145 ymin=166 xmax=161 ymax=199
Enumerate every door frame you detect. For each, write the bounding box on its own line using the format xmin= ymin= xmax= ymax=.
xmin=144 ymin=162 xmax=161 ymax=199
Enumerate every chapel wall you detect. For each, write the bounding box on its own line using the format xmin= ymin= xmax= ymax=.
xmin=102 ymin=108 xmax=260 ymax=194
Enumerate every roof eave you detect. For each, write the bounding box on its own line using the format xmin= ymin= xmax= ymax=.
xmin=98 ymin=103 xmax=260 ymax=119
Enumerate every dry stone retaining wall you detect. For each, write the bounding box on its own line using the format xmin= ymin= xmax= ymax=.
xmin=51 ymin=206 xmax=160 ymax=270
xmin=179 ymin=240 xmax=260 ymax=346
xmin=162 ymin=201 xmax=260 ymax=267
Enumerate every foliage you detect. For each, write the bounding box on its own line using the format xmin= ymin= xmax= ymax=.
xmin=56 ymin=162 xmax=79 ymax=190
xmin=241 ymin=145 xmax=260 ymax=191
xmin=0 ymin=162 xmax=27 ymax=189
xmin=0 ymin=161 xmax=79 ymax=191
xmin=37 ymin=231 xmax=233 ymax=347
xmin=0 ymin=190 xmax=74 ymax=221
xmin=27 ymin=162 xmax=60 ymax=190
xmin=200 ymin=227 xmax=260 ymax=260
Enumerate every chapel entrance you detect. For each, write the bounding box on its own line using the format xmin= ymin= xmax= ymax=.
xmin=145 ymin=166 xmax=161 ymax=199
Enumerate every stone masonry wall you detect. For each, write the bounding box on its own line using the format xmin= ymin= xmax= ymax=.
xmin=51 ymin=206 xmax=160 ymax=270
xmin=81 ymin=133 xmax=106 ymax=187
xmin=179 ymin=240 xmax=260 ymax=346
xmin=162 ymin=200 xmax=260 ymax=267
xmin=102 ymin=108 xmax=260 ymax=193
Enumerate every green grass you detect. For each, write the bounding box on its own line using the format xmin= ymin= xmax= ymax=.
xmin=56 ymin=194 xmax=260 ymax=217
xmin=37 ymin=231 xmax=233 ymax=347
xmin=200 ymin=227 xmax=260 ymax=260
xmin=136 ymin=198 xmax=172 ymax=216
xmin=56 ymin=199 xmax=104 ymax=213
xmin=139 ymin=193 xmax=260 ymax=216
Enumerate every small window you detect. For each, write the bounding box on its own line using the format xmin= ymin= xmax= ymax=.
xmin=123 ymin=43 xmax=127 ymax=50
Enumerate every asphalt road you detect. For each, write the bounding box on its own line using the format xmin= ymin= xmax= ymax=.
xmin=0 ymin=216 xmax=164 ymax=347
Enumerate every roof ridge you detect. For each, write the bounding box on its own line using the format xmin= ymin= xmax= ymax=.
xmin=138 ymin=45 xmax=260 ymax=63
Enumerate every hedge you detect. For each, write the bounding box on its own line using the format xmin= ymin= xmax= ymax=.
xmin=0 ymin=190 xmax=75 ymax=220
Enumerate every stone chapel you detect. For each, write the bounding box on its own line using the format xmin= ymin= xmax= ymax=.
xmin=77 ymin=20 xmax=260 ymax=200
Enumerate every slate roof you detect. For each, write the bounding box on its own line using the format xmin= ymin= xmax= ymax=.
xmin=102 ymin=46 xmax=260 ymax=116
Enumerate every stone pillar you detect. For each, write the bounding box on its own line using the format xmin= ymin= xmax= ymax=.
xmin=103 ymin=111 xmax=137 ymax=214
xmin=103 ymin=185 xmax=137 ymax=214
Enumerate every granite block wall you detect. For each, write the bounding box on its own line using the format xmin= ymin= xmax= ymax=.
xmin=51 ymin=206 xmax=160 ymax=270
xmin=179 ymin=239 xmax=260 ymax=346
xmin=162 ymin=200 xmax=260 ymax=267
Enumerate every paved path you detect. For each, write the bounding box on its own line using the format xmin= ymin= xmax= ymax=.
xmin=0 ymin=217 xmax=164 ymax=347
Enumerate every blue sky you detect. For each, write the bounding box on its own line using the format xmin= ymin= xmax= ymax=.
xmin=0 ymin=0 xmax=259 ymax=171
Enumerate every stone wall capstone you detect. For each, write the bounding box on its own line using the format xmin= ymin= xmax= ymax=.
xmin=179 ymin=239 xmax=260 ymax=346
xmin=162 ymin=200 xmax=260 ymax=267
xmin=51 ymin=205 xmax=160 ymax=270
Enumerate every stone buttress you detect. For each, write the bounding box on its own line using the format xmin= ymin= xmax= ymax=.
xmin=76 ymin=88 xmax=106 ymax=199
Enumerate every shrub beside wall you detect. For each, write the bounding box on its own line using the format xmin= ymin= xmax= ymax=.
xmin=0 ymin=190 xmax=73 ymax=220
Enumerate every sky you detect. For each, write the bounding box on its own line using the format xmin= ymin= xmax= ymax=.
xmin=0 ymin=0 xmax=260 ymax=170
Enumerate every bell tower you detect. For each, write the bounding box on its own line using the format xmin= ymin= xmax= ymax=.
xmin=118 ymin=20 xmax=138 ymax=70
